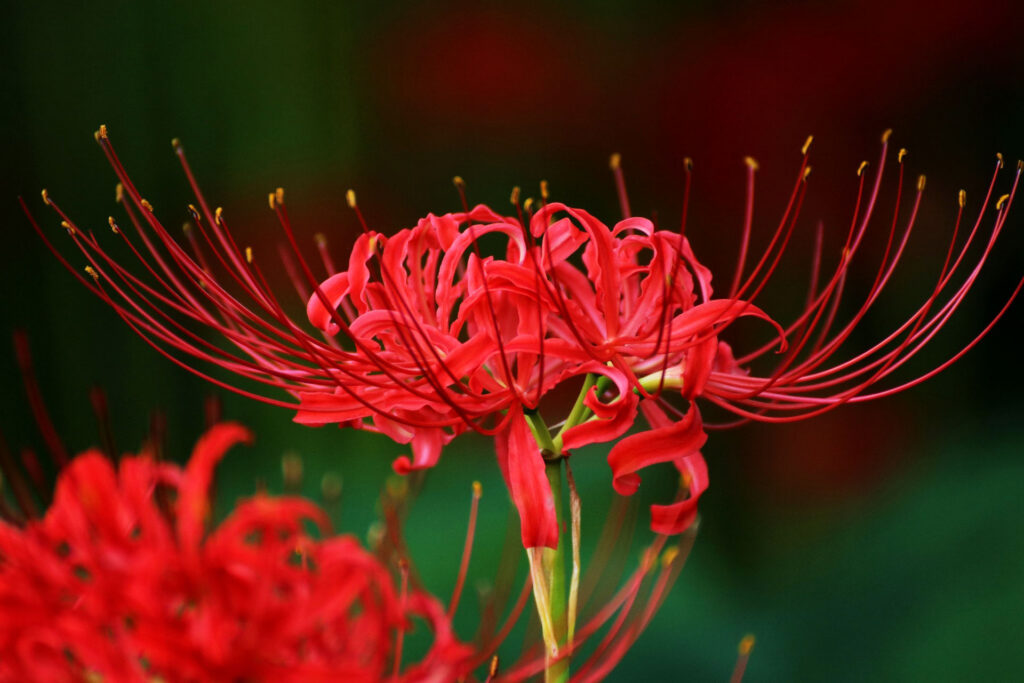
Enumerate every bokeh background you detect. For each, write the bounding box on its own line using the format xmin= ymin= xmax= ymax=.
xmin=2 ymin=0 xmax=1023 ymax=680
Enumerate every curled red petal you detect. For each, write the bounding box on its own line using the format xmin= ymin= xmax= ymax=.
xmin=306 ymin=271 xmax=350 ymax=334
xmin=650 ymin=452 xmax=709 ymax=535
xmin=561 ymin=371 xmax=640 ymax=452
xmin=177 ymin=422 xmax=254 ymax=552
xmin=391 ymin=427 xmax=446 ymax=475
xmin=607 ymin=403 xmax=707 ymax=496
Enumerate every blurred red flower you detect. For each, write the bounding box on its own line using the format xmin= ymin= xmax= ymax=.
xmin=0 ymin=422 xmax=468 ymax=682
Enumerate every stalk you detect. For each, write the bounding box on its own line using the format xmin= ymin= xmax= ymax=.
xmin=543 ymin=457 xmax=569 ymax=683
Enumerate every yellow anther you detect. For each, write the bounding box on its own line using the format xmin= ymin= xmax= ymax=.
xmin=881 ymin=128 xmax=893 ymax=143
xmin=346 ymin=189 xmax=357 ymax=208
xmin=489 ymin=655 xmax=500 ymax=677
xmin=684 ymin=157 xmax=694 ymax=172
xmin=609 ymin=152 xmax=622 ymax=170
xmin=275 ymin=187 xmax=285 ymax=205
xmin=140 ymin=199 xmax=153 ymax=211
xmin=453 ymin=175 xmax=465 ymax=189
xmin=898 ymin=148 xmax=908 ymax=164
xmin=61 ymin=220 xmax=74 ymax=234
xmin=510 ymin=186 xmax=521 ymax=205
xmin=958 ymin=190 xmax=966 ymax=208
xmin=744 ymin=156 xmax=759 ymax=171
xmin=268 ymin=192 xmax=276 ymax=210
xmin=523 ymin=197 xmax=534 ymax=211
xmin=245 ymin=246 xmax=253 ymax=263
xmin=108 ymin=217 xmax=119 ymax=233
xmin=803 ymin=166 xmax=812 ymax=181
xmin=115 ymin=183 xmax=124 ymax=203
xmin=171 ymin=137 xmax=181 ymax=150
xmin=801 ymin=135 xmax=813 ymax=155
xmin=661 ymin=546 xmax=680 ymax=568
xmin=41 ymin=188 xmax=50 ymax=205
xmin=738 ymin=634 xmax=756 ymax=656
xmin=84 ymin=265 xmax=99 ymax=281
xmin=857 ymin=161 xmax=869 ymax=177
xmin=917 ymin=175 xmax=927 ymax=192
xmin=98 ymin=124 xmax=108 ymax=139
xmin=215 ymin=207 xmax=223 ymax=223
xmin=314 ymin=233 xmax=327 ymax=247
xmin=540 ymin=179 xmax=549 ymax=200
xmin=182 ymin=222 xmax=192 ymax=234
xmin=472 ymin=481 xmax=482 ymax=498
xmin=187 ymin=204 xmax=200 ymax=222
xmin=996 ymin=193 xmax=1010 ymax=210
xmin=997 ymin=153 xmax=1004 ymax=168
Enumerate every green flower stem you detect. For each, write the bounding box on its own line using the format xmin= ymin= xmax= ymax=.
xmin=543 ymin=457 xmax=570 ymax=683
xmin=553 ymin=373 xmax=598 ymax=454
xmin=525 ymin=410 xmax=558 ymax=457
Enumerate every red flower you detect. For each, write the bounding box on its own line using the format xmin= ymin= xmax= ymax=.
xmin=0 ymin=341 xmax=696 ymax=682
xmin=0 ymin=423 xmax=469 ymax=682
xmin=27 ymin=129 xmax=1022 ymax=555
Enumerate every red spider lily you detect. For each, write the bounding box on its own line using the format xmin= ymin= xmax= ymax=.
xmin=0 ymin=421 xmax=469 ymax=682
xmin=25 ymin=128 xmax=717 ymax=553
xmin=25 ymin=128 xmax=1022 ymax=559
xmin=0 ymin=338 xmax=719 ymax=682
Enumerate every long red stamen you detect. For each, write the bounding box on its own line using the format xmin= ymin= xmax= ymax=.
xmin=730 ymin=635 xmax=756 ymax=683
xmin=447 ymin=481 xmax=482 ymax=620
xmin=729 ymin=157 xmax=759 ymax=298
xmin=610 ymin=153 xmax=632 ymax=219
xmin=13 ymin=331 xmax=68 ymax=467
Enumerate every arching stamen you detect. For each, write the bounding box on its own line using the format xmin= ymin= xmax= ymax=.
xmin=447 ymin=481 xmax=482 ymax=620
xmin=730 ymin=634 xmax=756 ymax=683
xmin=14 ymin=331 xmax=68 ymax=467
xmin=806 ymin=221 xmax=824 ymax=308
xmin=609 ymin=153 xmax=631 ymax=219
xmin=484 ymin=655 xmax=500 ymax=683
xmin=729 ymin=157 xmax=759 ymax=298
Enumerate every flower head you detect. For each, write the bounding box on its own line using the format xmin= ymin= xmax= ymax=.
xmin=26 ymin=128 xmax=1022 ymax=553
xmin=0 ymin=421 xmax=469 ymax=682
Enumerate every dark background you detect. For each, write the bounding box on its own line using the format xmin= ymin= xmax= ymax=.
xmin=2 ymin=1 xmax=1023 ymax=680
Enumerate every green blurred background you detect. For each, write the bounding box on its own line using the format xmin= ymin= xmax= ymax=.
xmin=2 ymin=1 xmax=1023 ymax=680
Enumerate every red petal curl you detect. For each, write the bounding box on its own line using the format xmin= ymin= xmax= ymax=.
xmin=607 ymin=403 xmax=707 ymax=497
